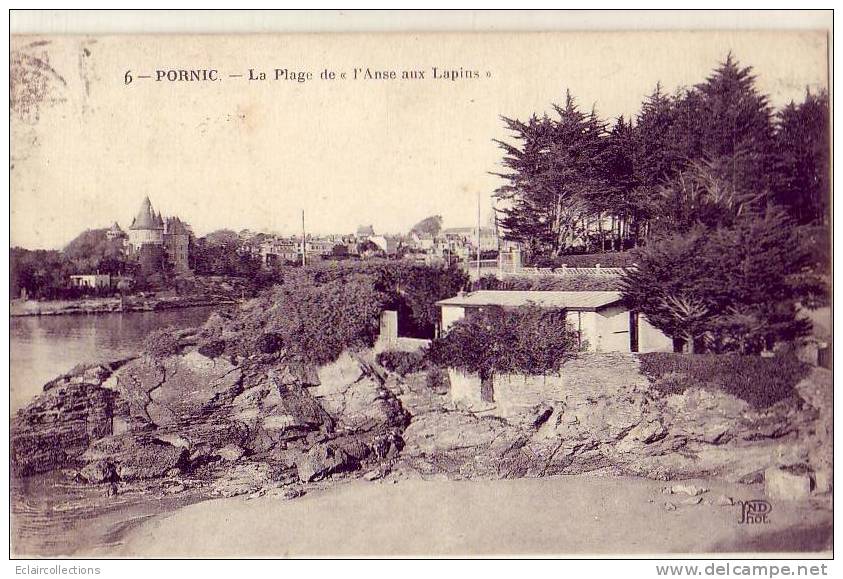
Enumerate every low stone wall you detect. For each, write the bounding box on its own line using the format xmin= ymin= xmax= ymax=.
xmin=448 ymin=369 xmax=566 ymax=420
xmin=447 ymin=353 xmax=649 ymax=422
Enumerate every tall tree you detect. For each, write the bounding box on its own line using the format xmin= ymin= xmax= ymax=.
xmin=772 ymin=89 xmax=830 ymax=224
xmin=493 ymin=91 xmax=608 ymax=255
xmin=670 ymin=53 xmax=775 ymax=199
xmin=410 ymin=215 xmax=443 ymax=237
xmin=599 ymin=116 xmax=643 ymax=248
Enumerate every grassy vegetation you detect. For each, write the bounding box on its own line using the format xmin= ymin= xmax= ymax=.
xmin=375 ymin=350 xmax=428 ymax=376
xmin=638 ymin=352 xmax=811 ymax=409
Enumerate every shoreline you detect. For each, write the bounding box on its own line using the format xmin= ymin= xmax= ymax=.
xmin=83 ymin=475 xmax=832 ymax=558
xmin=10 ymin=295 xmax=238 ymax=317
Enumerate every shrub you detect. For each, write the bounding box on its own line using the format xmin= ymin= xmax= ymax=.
xmin=197 ymin=339 xmax=227 ymax=359
xmin=196 ymin=272 xmax=387 ymax=366
xmin=280 ymin=261 xmax=468 ymax=338
xmin=429 ymin=304 xmax=580 ymax=380
xmin=256 ymin=332 xmax=284 ymax=355
xmin=143 ymin=327 xmax=182 ymax=362
xmin=638 ymin=352 xmax=811 ymax=408
xmin=375 ymin=349 xmax=426 ymax=376
xmin=425 ymin=367 xmax=449 ymax=392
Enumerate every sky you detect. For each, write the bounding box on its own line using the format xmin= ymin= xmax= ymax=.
xmin=10 ymin=31 xmax=828 ymax=250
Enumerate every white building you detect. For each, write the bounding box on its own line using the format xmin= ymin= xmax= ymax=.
xmin=436 ymin=290 xmax=672 ymax=353
xmin=69 ymin=274 xmax=111 ymax=289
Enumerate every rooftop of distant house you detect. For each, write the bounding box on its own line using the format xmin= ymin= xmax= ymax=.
xmin=436 ymin=290 xmax=623 ymax=311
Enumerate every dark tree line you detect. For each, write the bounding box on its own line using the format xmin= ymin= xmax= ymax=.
xmin=494 ymin=54 xmax=829 ymax=256
xmin=11 ymin=229 xmax=138 ymax=299
xmin=493 ymin=54 xmax=829 ymax=354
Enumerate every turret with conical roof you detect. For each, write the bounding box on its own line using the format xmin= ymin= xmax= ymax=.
xmin=124 ymin=196 xmax=193 ymax=273
xmin=128 ymin=196 xmax=165 ymax=249
xmin=130 ymin=196 xmax=164 ymax=231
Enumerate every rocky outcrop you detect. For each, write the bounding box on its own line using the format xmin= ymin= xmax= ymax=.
xmin=210 ymin=462 xmax=279 ymax=497
xmin=397 ymin=354 xmax=829 ymax=484
xmin=297 ymin=444 xmax=357 ymax=482
xmin=13 ymin=345 xmax=828 ymax=505
xmin=12 ymin=348 xmax=411 ymax=494
xmin=312 ymin=352 xmax=410 ymax=432
xmin=81 ymin=433 xmax=189 ymax=481
xmin=114 ymin=352 xmax=244 ymax=428
xmin=11 ymin=380 xmax=125 ymax=476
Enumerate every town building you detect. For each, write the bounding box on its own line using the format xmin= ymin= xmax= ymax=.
xmin=367 ymin=235 xmax=400 ymax=256
xmin=436 ymin=290 xmax=672 ymax=353
xmin=127 ymin=196 xmax=193 ymax=273
xmin=260 ymin=239 xmax=301 ymax=266
xmin=106 ymin=222 xmax=126 ymax=241
xmin=441 ymin=226 xmax=499 ymax=253
xmin=69 ymin=273 xmax=111 ymax=289
xmin=357 ymin=224 xmax=376 ymax=237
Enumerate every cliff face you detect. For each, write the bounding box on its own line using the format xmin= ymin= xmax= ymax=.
xmin=10 ymin=360 xmax=133 ymax=477
xmin=11 ymin=349 xmax=410 ymax=490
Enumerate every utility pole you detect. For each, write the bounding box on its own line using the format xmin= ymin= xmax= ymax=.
xmin=301 ymin=210 xmax=307 ymax=267
xmin=476 ymin=191 xmax=481 ymax=283
xmin=495 ymin=208 xmax=502 ymax=279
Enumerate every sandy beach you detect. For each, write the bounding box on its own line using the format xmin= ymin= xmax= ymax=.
xmin=99 ymin=476 xmax=831 ymax=558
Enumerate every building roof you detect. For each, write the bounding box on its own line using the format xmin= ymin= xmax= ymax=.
xmin=357 ymin=224 xmax=375 ymax=236
xmin=165 ymin=216 xmax=190 ymax=235
xmin=109 ymin=221 xmax=124 ymax=233
xmin=129 ymin=196 xmax=164 ymax=230
xmin=436 ymin=290 xmax=624 ymax=311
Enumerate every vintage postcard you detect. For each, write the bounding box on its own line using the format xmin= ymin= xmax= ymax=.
xmin=9 ymin=16 xmax=832 ymax=560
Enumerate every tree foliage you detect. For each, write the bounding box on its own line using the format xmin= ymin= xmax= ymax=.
xmin=278 ymin=261 xmax=468 ymax=337
xmin=410 ymin=215 xmax=443 ymax=238
xmin=199 ymin=273 xmax=386 ymax=365
xmin=197 ymin=261 xmax=467 ymax=365
xmin=621 ymin=208 xmax=814 ymax=353
xmin=493 ymin=54 xmax=829 ymax=258
xmin=191 ymin=231 xmax=262 ymax=277
xmin=772 ymin=89 xmax=830 ymax=224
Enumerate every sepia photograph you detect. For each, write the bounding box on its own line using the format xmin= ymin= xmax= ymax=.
xmin=8 ymin=10 xmax=833 ymax=562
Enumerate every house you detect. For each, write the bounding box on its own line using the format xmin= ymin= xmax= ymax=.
xmin=368 ymin=235 xmax=400 ymax=256
xmin=260 ymin=239 xmax=300 ymax=266
xmin=436 ymin=290 xmax=672 ymax=353
xmin=441 ymin=226 xmax=499 ymax=253
xmin=70 ymin=274 xmax=111 ymax=289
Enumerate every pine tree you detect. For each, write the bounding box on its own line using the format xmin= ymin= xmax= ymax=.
xmin=673 ymin=53 xmax=776 ymax=199
xmin=772 ymin=89 xmax=830 ymax=224
xmin=599 ymin=116 xmax=645 ymax=248
xmin=634 ymin=83 xmax=682 ymax=189
xmin=621 ymin=208 xmax=813 ymax=353
xmin=493 ymin=91 xmax=607 ymax=255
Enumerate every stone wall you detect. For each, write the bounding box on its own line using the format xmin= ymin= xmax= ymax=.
xmin=638 ymin=315 xmax=674 ymax=353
